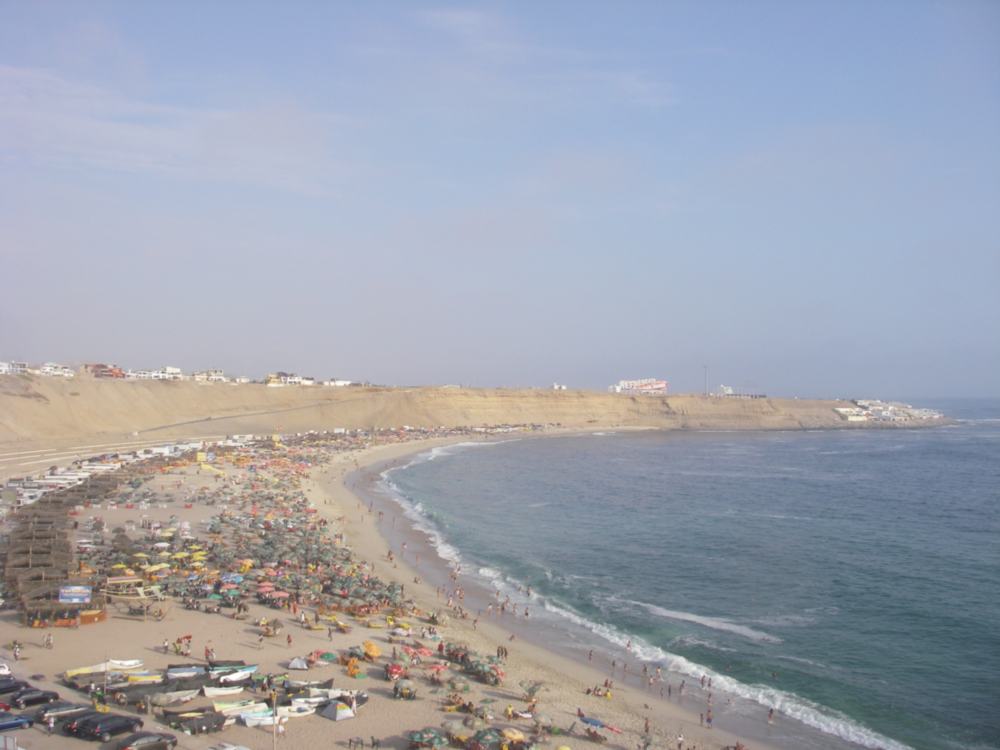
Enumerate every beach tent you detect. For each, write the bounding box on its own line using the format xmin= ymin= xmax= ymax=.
xmin=288 ymin=657 xmax=310 ymax=670
xmin=319 ymin=701 xmax=355 ymax=721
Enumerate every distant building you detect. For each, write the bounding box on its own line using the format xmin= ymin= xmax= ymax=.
xmin=0 ymin=362 xmax=10 ymax=375
xmin=40 ymin=362 xmax=75 ymax=378
xmin=156 ymin=366 xmax=184 ymax=380
xmin=86 ymin=363 xmax=125 ymax=378
xmin=322 ymin=379 xmax=353 ymax=387
xmin=266 ymin=372 xmax=303 ymax=386
xmin=233 ymin=376 xmax=251 ymax=384
xmin=609 ymin=378 xmax=668 ymax=395
xmin=193 ymin=369 xmax=228 ymax=383
xmin=552 ymin=382 xmax=567 ymax=391
xmin=716 ymin=384 xmax=766 ymax=399
xmin=8 ymin=361 xmax=28 ymax=375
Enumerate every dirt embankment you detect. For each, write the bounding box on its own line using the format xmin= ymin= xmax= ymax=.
xmin=0 ymin=375 xmax=854 ymax=446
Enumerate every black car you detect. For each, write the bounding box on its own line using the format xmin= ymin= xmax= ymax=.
xmin=32 ymin=701 xmax=91 ymax=722
xmin=0 ymin=679 xmax=28 ymax=695
xmin=11 ymin=687 xmax=58 ymax=708
xmin=62 ymin=710 xmax=107 ymax=735
xmin=78 ymin=713 xmax=144 ymax=743
xmin=113 ymin=731 xmax=178 ymax=750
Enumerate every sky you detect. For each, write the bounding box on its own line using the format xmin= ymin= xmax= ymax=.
xmin=1 ymin=1 xmax=998 ymax=398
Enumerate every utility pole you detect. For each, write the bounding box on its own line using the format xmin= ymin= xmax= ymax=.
xmin=703 ymin=365 xmax=708 ymax=396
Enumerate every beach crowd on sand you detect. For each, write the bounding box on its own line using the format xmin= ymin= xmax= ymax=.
xmin=0 ymin=428 xmax=766 ymax=750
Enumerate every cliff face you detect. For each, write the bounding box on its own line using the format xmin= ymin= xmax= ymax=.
xmin=0 ymin=375 xmax=854 ymax=446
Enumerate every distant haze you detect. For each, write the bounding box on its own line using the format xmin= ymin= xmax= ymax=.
xmin=2 ymin=2 xmax=998 ymax=397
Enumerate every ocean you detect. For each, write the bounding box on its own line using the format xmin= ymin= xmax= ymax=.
xmin=376 ymin=398 xmax=1000 ymax=750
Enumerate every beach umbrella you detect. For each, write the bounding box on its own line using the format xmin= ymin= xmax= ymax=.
xmin=502 ymin=729 xmax=525 ymax=742
xmin=472 ymin=728 xmax=503 ymax=748
xmin=133 ymin=552 xmax=149 ymax=558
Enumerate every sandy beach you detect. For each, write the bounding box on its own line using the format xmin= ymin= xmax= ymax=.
xmin=0 ymin=434 xmax=776 ymax=750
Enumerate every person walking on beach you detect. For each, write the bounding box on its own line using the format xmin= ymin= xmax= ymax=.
xmin=286 ymin=633 xmax=293 ymax=649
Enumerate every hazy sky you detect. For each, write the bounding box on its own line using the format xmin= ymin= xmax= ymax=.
xmin=2 ymin=2 xmax=998 ymax=397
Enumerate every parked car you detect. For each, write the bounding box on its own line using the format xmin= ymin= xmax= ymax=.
xmin=0 ymin=703 xmax=9 ymax=711
xmin=0 ymin=679 xmax=28 ymax=695
xmin=63 ymin=710 xmax=107 ymax=735
xmin=114 ymin=731 xmax=178 ymax=750
xmin=33 ymin=701 xmax=91 ymax=722
xmin=0 ymin=711 xmax=33 ymax=732
xmin=77 ymin=713 xmax=144 ymax=743
xmin=11 ymin=687 xmax=58 ymax=708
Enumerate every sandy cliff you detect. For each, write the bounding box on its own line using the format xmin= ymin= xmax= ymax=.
xmin=0 ymin=374 xmax=857 ymax=446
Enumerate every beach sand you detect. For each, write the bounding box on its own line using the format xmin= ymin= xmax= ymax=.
xmin=0 ymin=436 xmax=775 ymax=750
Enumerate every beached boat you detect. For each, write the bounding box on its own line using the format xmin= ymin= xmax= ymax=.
xmin=126 ymin=671 xmax=165 ymax=684
xmin=239 ymin=710 xmax=280 ymax=727
xmin=166 ymin=665 xmax=206 ymax=679
xmin=150 ymin=689 xmax=199 ymax=706
xmin=217 ymin=666 xmax=258 ymax=683
xmin=202 ymin=685 xmax=244 ymax=697
xmin=284 ymin=677 xmax=334 ymax=690
xmin=278 ymin=703 xmax=316 ymax=719
xmin=216 ymin=700 xmax=267 ymax=717
xmin=64 ymin=659 xmax=143 ymax=678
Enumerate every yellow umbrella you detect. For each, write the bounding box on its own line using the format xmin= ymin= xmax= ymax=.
xmin=191 ymin=561 xmax=204 ymax=568
xmin=111 ymin=562 xmax=126 ymax=568
xmin=157 ymin=551 xmax=171 ymax=557
xmin=503 ymin=730 xmax=525 ymax=742
xmin=133 ymin=552 xmax=149 ymax=558
xmin=172 ymin=552 xmax=189 ymax=559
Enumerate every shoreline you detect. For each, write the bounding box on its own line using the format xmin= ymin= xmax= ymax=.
xmin=314 ymin=434 xmax=786 ymax=750
xmin=0 ymin=427 xmax=932 ymax=750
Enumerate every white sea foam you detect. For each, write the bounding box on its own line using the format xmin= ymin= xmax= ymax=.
xmin=538 ymin=599 xmax=913 ymax=750
xmin=634 ymin=601 xmax=784 ymax=644
xmin=750 ymin=613 xmax=818 ymax=627
xmin=378 ymin=473 xmax=462 ymax=566
xmin=668 ymin=635 xmax=737 ymax=653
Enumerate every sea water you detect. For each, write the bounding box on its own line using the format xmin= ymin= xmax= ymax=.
xmin=379 ymin=399 xmax=1000 ymax=750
